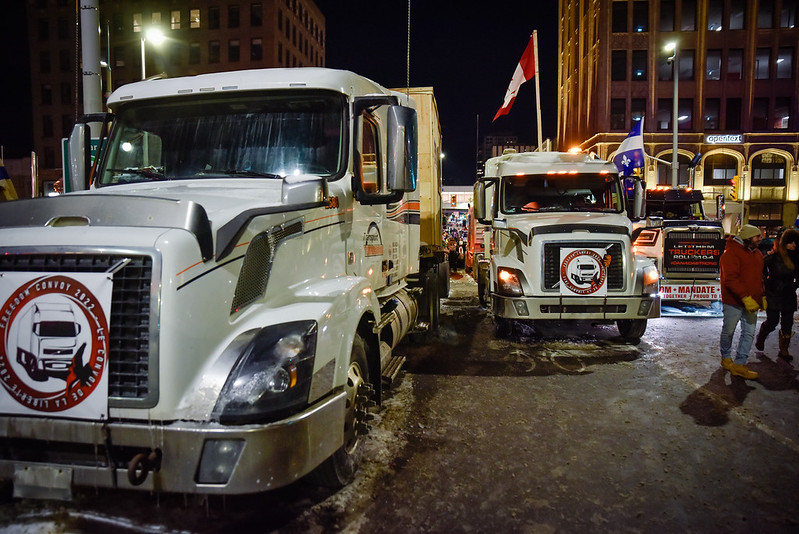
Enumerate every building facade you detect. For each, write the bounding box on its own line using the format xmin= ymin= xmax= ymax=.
xmin=559 ymin=0 xmax=799 ymax=229
xmin=26 ymin=0 xmax=325 ymax=178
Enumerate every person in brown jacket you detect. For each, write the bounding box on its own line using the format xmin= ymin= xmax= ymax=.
xmin=719 ymin=224 xmax=765 ymax=379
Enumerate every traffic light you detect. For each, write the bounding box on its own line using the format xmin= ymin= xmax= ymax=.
xmin=730 ymin=176 xmax=739 ymax=201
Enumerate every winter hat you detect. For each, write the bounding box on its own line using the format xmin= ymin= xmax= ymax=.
xmin=780 ymin=228 xmax=799 ymax=247
xmin=738 ymin=224 xmax=761 ymax=240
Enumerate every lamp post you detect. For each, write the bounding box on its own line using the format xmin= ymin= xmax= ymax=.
xmin=140 ymin=28 xmax=165 ymax=80
xmin=665 ymin=41 xmax=679 ymax=188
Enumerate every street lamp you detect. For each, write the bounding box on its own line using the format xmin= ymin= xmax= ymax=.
xmin=141 ymin=28 xmax=165 ymax=80
xmin=665 ymin=41 xmax=679 ymax=188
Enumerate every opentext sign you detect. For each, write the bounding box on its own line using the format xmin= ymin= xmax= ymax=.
xmin=705 ymin=134 xmax=743 ymax=144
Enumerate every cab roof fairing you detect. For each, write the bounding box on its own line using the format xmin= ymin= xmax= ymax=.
xmin=106 ymin=67 xmax=397 ymax=108
xmin=484 ymin=151 xmax=617 ymax=178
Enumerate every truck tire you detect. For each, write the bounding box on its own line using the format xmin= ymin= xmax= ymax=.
xmin=494 ymin=316 xmax=513 ymax=338
xmin=477 ymin=263 xmax=490 ymax=307
xmin=616 ymin=319 xmax=647 ymax=343
xmin=310 ymin=334 xmax=372 ymax=487
xmin=438 ymin=261 xmax=450 ymax=298
xmin=423 ymin=270 xmax=440 ymax=330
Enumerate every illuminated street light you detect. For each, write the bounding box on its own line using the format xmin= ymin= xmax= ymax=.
xmin=141 ymin=28 xmax=165 ymax=80
xmin=665 ymin=41 xmax=679 ymax=188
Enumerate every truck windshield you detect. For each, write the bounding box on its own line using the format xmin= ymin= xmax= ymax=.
xmin=98 ymin=91 xmax=345 ymax=185
xmin=645 ymin=201 xmax=704 ymax=220
xmin=502 ymin=173 xmax=623 ymax=214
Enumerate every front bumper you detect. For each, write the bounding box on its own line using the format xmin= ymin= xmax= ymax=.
xmin=492 ymin=294 xmax=660 ymax=320
xmin=0 ymin=390 xmax=345 ymax=498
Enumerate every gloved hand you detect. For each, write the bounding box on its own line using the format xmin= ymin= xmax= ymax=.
xmin=742 ymin=295 xmax=760 ymax=313
xmin=762 ymin=296 xmax=768 ymax=310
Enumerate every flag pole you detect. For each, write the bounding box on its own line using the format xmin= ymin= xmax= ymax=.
xmin=532 ymin=30 xmax=543 ymax=151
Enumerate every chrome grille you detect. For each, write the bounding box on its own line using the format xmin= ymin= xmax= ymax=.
xmin=543 ymin=241 xmax=624 ymax=290
xmin=0 ymin=252 xmax=156 ymax=405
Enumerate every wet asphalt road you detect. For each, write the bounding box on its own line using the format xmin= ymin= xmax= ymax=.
xmin=1 ymin=274 xmax=798 ymax=533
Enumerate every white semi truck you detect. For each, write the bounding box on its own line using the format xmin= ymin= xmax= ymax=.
xmin=0 ymin=68 xmax=446 ymax=499
xmin=474 ymin=150 xmax=660 ymax=341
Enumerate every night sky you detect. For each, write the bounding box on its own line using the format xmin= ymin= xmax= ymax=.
xmin=0 ymin=1 xmax=559 ymax=184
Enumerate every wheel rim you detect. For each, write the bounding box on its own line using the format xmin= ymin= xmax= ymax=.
xmin=343 ymin=359 xmax=365 ymax=454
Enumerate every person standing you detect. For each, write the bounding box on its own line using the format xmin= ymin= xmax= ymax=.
xmin=719 ymin=224 xmax=765 ymax=379
xmin=755 ymin=228 xmax=799 ymax=360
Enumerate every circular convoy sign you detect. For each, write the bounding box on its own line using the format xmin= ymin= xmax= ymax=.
xmin=559 ymin=249 xmax=609 ymax=296
xmin=0 ymin=274 xmax=110 ymax=415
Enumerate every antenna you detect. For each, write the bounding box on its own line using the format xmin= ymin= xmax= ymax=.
xmin=406 ymin=0 xmax=411 ymax=95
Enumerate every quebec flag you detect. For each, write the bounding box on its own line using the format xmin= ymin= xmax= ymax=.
xmin=612 ymin=118 xmax=645 ymax=177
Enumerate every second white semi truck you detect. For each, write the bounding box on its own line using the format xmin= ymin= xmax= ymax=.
xmin=474 ymin=150 xmax=660 ymax=342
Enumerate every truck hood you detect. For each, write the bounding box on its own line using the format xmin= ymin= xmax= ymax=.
xmin=0 ymin=177 xmax=327 ymax=262
xmin=505 ymin=212 xmax=632 ymax=236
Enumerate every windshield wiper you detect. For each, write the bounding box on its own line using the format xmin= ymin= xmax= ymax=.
xmin=107 ymin=167 xmax=167 ymax=180
xmin=198 ymin=168 xmax=283 ymax=179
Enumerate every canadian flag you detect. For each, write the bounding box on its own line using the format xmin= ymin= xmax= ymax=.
xmin=493 ymin=34 xmax=537 ymax=122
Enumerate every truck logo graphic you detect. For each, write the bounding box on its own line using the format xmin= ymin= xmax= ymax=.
xmin=560 ymin=249 xmax=608 ymax=295
xmin=0 ymin=274 xmax=110 ymax=414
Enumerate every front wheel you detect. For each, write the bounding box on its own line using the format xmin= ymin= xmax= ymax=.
xmin=616 ymin=319 xmax=647 ymax=343
xmin=309 ymin=334 xmax=372 ymax=487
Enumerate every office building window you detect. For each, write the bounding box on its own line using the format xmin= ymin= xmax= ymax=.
xmin=657 ymin=98 xmax=671 ymax=130
xmin=43 ymin=115 xmax=53 ymax=138
xmin=190 ymin=9 xmax=200 ymax=29
xmin=678 ymin=98 xmax=693 ymax=129
xmin=660 ymin=0 xmax=675 ymax=31
xmin=704 ymin=98 xmax=720 ymax=129
xmin=209 ymin=40 xmax=220 ymax=63
xmin=59 ymin=49 xmax=70 ymax=72
xmin=706 ymin=49 xmax=721 ymax=80
xmin=681 ymin=0 xmax=696 ymax=30
xmin=777 ymin=48 xmax=793 ymax=78
xmin=730 ymin=0 xmax=745 ymax=29
xmin=278 ymin=42 xmax=283 ymax=65
xmin=61 ymin=115 xmax=72 ymax=138
xmin=631 ymin=50 xmax=647 ymax=80
xmin=727 ymin=49 xmax=743 ymax=80
xmin=632 ymin=1 xmax=648 ymax=32
xmin=726 ymin=98 xmax=742 ymax=129
xmin=60 ymin=83 xmax=71 ymax=105
xmin=612 ymin=1 xmax=627 ymax=32
xmin=758 ymin=0 xmax=775 ymax=28
xmin=38 ymin=18 xmax=49 ymax=41
xmin=171 ymin=10 xmax=180 ymax=30
xmin=133 ymin=13 xmax=142 ymax=32
xmin=209 ymin=6 xmax=220 ymax=29
xmin=611 ymin=50 xmax=626 ymax=81
xmin=679 ymin=50 xmax=695 ymax=80
xmin=781 ymin=0 xmax=798 ymax=27
xmin=752 ymin=98 xmax=769 ymax=129
xmin=41 ymin=84 xmax=52 ymax=105
xmin=755 ymin=48 xmax=771 ymax=79
xmin=631 ymin=98 xmax=645 ymax=123
xmin=229 ymin=5 xmax=240 ymax=28
xmin=708 ymin=0 xmax=723 ymax=30
xmin=611 ymin=99 xmax=626 ymax=130
xmin=39 ymin=51 xmax=50 ymax=73
xmin=152 ymin=12 xmax=161 ymax=25
xmin=57 ymin=17 xmax=68 ymax=40
xmin=774 ymin=97 xmax=791 ymax=129
xmin=251 ymin=3 xmax=263 ymax=26
xmin=749 ymin=204 xmax=783 ymax=226
xmin=751 ymin=153 xmax=787 ymax=185
xmin=658 ymin=55 xmax=673 ymax=81
xmin=251 ymin=38 xmax=263 ymax=61
xmin=705 ymin=153 xmax=738 ymax=184
xmin=229 ymin=39 xmax=240 ymax=62
xmin=189 ymin=42 xmax=200 ymax=64
xmin=113 ymin=46 xmax=125 ymax=67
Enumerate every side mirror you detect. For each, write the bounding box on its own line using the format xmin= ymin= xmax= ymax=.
xmin=386 ymin=105 xmax=417 ymax=193
xmin=68 ymin=123 xmax=91 ymax=192
xmin=474 ymin=182 xmax=486 ymax=221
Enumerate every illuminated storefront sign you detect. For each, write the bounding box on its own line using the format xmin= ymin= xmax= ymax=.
xmin=705 ymin=134 xmax=743 ymax=144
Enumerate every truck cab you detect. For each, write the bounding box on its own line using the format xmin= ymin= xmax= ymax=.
xmin=633 ymin=187 xmax=725 ymax=301
xmin=474 ymin=151 xmax=660 ymax=342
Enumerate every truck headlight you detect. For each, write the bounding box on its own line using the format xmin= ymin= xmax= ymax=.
xmin=214 ymin=321 xmax=317 ymax=424
xmin=642 ymin=265 xmax=659 ymax=295
xmin=497 ymin=267 xmax=524 ymax=296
